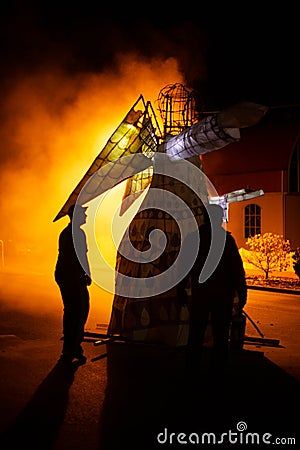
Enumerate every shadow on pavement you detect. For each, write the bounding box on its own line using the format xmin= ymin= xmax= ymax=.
xmin=1 ymin=360 xmax=78 ymax=450
xmin=98 ymin=342 xmax=299 ymax=449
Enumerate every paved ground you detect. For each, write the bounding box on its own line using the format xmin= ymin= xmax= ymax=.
xmin=0 ymin=273 xmax=299 ymax=449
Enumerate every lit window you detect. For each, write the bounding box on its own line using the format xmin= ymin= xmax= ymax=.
xmin=244 ymin=204 xmax=261 ymax=238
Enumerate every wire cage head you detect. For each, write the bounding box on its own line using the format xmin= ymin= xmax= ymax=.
xmin=157 ymin=83 xmax=199 ymax=136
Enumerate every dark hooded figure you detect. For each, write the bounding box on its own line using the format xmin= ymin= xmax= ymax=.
xmin=185 ymin=204 xmax=247 ymax=375
xmin=55 ymin=204 xmax=92 ymax=364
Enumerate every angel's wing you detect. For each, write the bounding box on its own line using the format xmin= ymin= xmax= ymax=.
xmin=53 ymin=96 xmax=160 ymax=222
xmin=119 ymin=100 xmax=161 ymax=215
xmin=119 ymin=166 xmax=154 ymax=215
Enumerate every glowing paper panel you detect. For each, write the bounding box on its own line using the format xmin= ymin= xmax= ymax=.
xmin=53 ymin=96 xmax=158 ymax=222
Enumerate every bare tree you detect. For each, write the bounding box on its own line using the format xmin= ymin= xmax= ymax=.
xmin=245 ymin=233 xmax=291 ymax=279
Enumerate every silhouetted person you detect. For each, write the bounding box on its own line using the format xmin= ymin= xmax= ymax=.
xmin=186 ymin=204 xmax=247 ymax=376
xmin=55 ymin=204 xmax=92 ymax=364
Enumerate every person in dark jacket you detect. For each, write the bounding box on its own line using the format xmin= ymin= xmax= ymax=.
xmin=185 ymin=204 xmax=247 ymax=375
xmin=55 ymin=204 xmax=92 ymax=364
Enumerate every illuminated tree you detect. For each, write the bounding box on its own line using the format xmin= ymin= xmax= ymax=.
xmin=245 ymin=232 xmax=291 ymax=279
xmin=292 ymin=247 xmax=300 ymax=279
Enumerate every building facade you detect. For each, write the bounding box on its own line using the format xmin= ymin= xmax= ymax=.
xmin=202 ymin=106 xmax=300 ymax=249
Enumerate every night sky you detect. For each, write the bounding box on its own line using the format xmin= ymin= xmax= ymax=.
xmin=1 ymin=2 xmax=299 ymax=110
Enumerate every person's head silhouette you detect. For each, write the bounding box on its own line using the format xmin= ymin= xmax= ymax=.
xmin=205 ymin=204 xmax=224 ymax=227
xmin=67 ymin=204 xmax=88 ymax=226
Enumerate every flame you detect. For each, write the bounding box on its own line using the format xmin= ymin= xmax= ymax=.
xmin=0 ymin=55 xmax=184 ymax=327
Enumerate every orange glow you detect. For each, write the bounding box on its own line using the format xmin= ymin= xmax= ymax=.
xmin=0 ymin=55 xmax=184 ymax=328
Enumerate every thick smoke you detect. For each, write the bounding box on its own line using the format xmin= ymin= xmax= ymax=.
xmin=0 ymin=54 xmax=184 ymax=324
xmin=1 ymin=5 xmax=210 ymax=324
